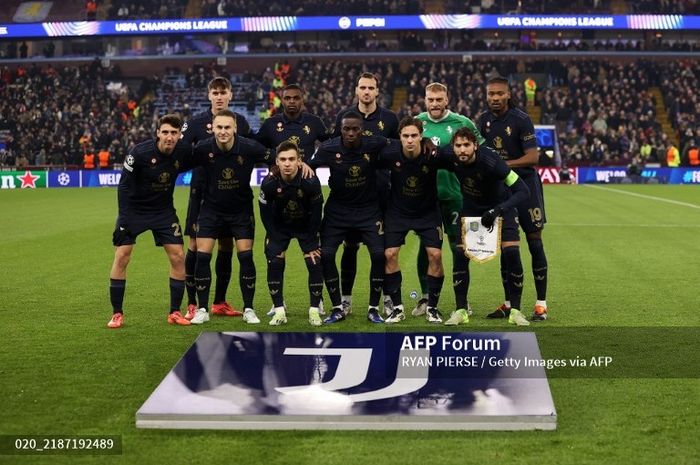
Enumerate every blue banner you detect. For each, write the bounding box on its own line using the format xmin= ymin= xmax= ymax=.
xmin=47 ymin=170 xmax=81 ymax=188
xmin=1 ymin=14 xmax=698 ymax=39
xmin=577 ymin=166 xmax=700 ymax=184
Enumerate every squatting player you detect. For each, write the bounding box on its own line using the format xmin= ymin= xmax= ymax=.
xmin=107 ymin=114 xmax=193 ymax=328
xmin=478 ymin=76 xmax=549 ymax=321
xmin=308 ymin=111 xmax=389 ymax=324
xmin=440 ymin=127 xmax=531 ymax=326
xmin=181 ymin=76 xmax=253 ymax=320
xmin=413 ymin=82 xmax=484 ymax=317
xmin=379 ymin=116 xmax=452 ymax=324
xmin=259 ymin=141 xmax=324 ymax=326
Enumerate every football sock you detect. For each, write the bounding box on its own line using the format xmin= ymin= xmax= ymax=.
xmin=109 ymin=278 xmax=125 ymax=313
xmin=213 ymin=250 xmax=233 ymax=304
xmin=416 ymin=246 xmax=429 ymax=295
xmin=368 ymin=250 xmax=385 ymax=307
xmin=528 ymin=239 xmax=548 ymax=301
xmin=304 ymin=255 xmax=324 ymax=308
xmin=384 ymin=270 xmax=402 ymax=306
xmin=340 ymin=242 xmax=359 ymax=296
xmin=503 ymin=246 xmax=524 ymax=310
xmin=266 ymin=256 xmax=285 ymax=308
xmin=169 ymin=278 xmax=185 ymax=314
xmin=499 ymin=251 xmax=510 ymax=302
xmin=194 ymin=251 xmax=212 ymax=311
xmin=426 ymin=274 xmax=444 ymax=309
xmin=321 ymin=246 xmax=341 ymax=307
xmin=238 ymin=250 xmax=256 ymax=309
xmin=184 ymin=249 xmax=197 ymax=305
xmin=453 ymin=254 xmax=470 ymax=310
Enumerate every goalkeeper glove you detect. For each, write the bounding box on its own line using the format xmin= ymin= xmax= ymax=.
xmin=481 ymin=206 xmax=502 ymax=229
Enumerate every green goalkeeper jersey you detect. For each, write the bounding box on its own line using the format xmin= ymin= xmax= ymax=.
xmin=416 ymin=110 xmax=484 ymax=201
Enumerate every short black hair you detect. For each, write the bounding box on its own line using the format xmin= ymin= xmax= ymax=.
xmin=158 ymin=114 xmax=183 ymax=130
xmin=341 ymin=110 xmax=363 ymax=122
xmin=398 ymin=116 xmax=423 ymax=134
xmin=487 ymin=75 xmax=510 ymax=86
xmin=451 ymin=126 xmax=478 ymax=145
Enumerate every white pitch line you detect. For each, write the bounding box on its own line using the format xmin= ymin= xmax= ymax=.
xmin=584 ymin=184 xmax=700 ymax=210
xmin=548 ymin=223 xmax=700 ymax=228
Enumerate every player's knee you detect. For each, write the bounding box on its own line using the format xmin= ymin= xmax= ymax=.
xmin=526 ymin=231 xmax=542 ymax=242
xmin=426 ymin=247 xmax=442 ymax=264
xmin=384 ymin=247 xmax=399 ymax=263
xmin=114 ymin=248 xmax=132 ymax=269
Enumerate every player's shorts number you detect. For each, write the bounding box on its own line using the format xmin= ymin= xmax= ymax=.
xmin=171 ymin=223 xmax=182 ymax=237
xmin=451 ymin=211 xmax=459 ymax=225
xmin=528 ymin=208 xmax=543 ymax=223
xmin=376 ymin=220 xmax=384 ymax=236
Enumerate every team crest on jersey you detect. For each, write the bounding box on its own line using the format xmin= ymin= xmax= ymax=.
xmin=288 ymin=136 xmax=300 ymax=146
xmin=222 ymin=168 xmax=234 ymax=179
xmin=174 ymin=160 xmax=180 ymax=170
xmin=286 ymin=200 xmax=298 ymax=211
xmin=506 ymin=126 xmax=512 ymax=136
xmin=206 ymin=123 xmax=213 ymax=134
xmin=349 ymin=166 xmax=361 ymax=177
xmin=363 ymin=153 xmax=370 ymax=162
xmin=406 ymin=176 xmax=418 ymax=188
xmin=159 ymin=172 xmax=170 ymax=183
xmin=276 ymin=122 xmax=284 ymax=132
xmin=463 ymin=178 xmax=474 ymax=188
xmin=303 ymin=125 xmax=311 ymax=135
xmin=181 ymin=122 xmax=188 ymax=132
xmin=362 ymin=130 xmax=373 ymax=136
xmin=378 ymin=121 xmax=384 ymax=131
xmin=446 ymin=125 xmax=453 ymax=134
xmin=422 ymin=165 xmax=430 ymax=173
xmin=431 ymin=136 xmax=440 ymax=146
xmin=237 ymin=155 xmax=244 ymax=165
xmin=297 ymin=189 xmax=304 ymax=198
xmin=494 ymin=137 xmax=503 ymax=149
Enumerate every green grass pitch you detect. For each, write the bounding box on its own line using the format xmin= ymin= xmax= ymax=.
xmin=0 ymin=184 xmax=698 ymax=465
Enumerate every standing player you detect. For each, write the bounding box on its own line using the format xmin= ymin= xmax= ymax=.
xmin=107 ymin=114 xmax=193 ymax=328
xmin=308 ymin=111 xmax=389 ymax=324
xmin=189 ymin=110 xmax=270 ymax=325
xmin=256 ymin=84 xmax=330 ymax=160
xmin=413 ymin=82 xmax=484 ymax=318
xmin=379 ymin=117 xmax=451 ymax=324
xmin=440 ymin=127 xmax=531 ymax=326
xmin=332 ymin=73 xmax=399 ymax=315
xmin=181 ymin=77 xmax=253 ymax=320
xmin=259 ymin=141 xmax=324 ymax=326
xmin=478 ymin=76 xmax=549 ymax=321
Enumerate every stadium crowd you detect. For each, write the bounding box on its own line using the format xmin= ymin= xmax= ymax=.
xmin=659 ymin=60 xmax=700 ymax=162
xmin=1 ymin=58 xmax=698 ymax=169
xmin=0 ymin=60 xmax=154 ymax=168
